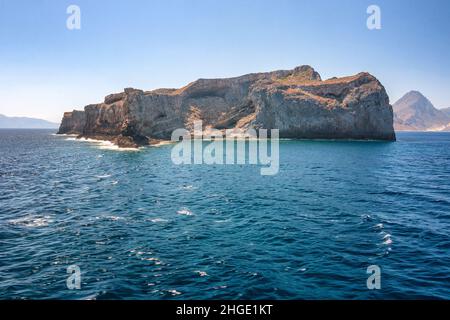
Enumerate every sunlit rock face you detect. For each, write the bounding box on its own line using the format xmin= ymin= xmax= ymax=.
xmin=57 ymin=110 xmax=85 ymax=134
xmin=58 ymin=65 xmax=396 ymax=147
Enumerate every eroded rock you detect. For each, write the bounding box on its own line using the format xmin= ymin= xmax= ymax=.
xmin=58 ymin=65 xmax=396 ymax=147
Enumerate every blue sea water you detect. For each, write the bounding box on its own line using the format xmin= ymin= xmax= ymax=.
xmin=0 ymin=129 xmax=449 ymax=300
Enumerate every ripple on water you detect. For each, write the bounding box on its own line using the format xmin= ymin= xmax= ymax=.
xmin=1 ymin=130 xmax=450 ymax=299
xmin=97 ymin=215 xmax=125 ymax=222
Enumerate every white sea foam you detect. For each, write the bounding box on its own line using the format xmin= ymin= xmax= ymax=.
xmin=95 ymin=174 xmax=111 ymax=179
xmin=55 ymin=133 xmax=78 ymax=137
xmin=143 ymin=257 xmax=163 ymax=265
xmin=212 ymin=285 xmax=228 ymax=290
xmin=65 ymin=136 xmax=142 ymax=151
xmin=151 ymin=141 xmax=174 ymax=147
xmin=150 ymin=218 xmax=169 ymax=223
xmin=166 ymin=289 xmax=182 ymax=296
xmin=180 ymin=185 xmax=196 ymax=190
xmin=194 ymin=270 xmax=208 ymax=277
xmin=214 ymin=219 xmax=231 ymax=223
xmin=98 ymin=215 xmax=124 ymax=221
xmin=95 ymin=140 xmax=142 ymax=152
xmin=109 ymin=215 xmax=124 ymax=221
xmin=144 ymin=257 xmax=160 ymax=261
xmin=177 ymin=208 xmax=194 ymax=216
xmin=9 ymin=215 xmax=53 ymax=228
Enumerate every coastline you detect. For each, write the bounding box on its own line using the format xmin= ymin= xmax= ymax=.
xmin=59 ymin=134 xmax=176 ymax=151
xmin=55 ymin=132 xmax=396 ymax=152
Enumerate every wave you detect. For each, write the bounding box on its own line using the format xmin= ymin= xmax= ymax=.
xmin=166 ymin=289 xmax=182 ymax=296
xmin=214 ymin=218 xmax=231 ymax=223
xmin=177 ymin=208 xmax=194 ymax=216
xmin=96 ymin=215 xmax=124 ymax=221
xmin=151 ymin=141 xmax=174 ymax=147
xmin=8 ymin=215 xmax=53 ymax=228
xmin=53 ymin=133 xmax=78 ymax=137
xmin=65 ymin=136 xmax=142 ymax=151
xmin=95 ymin=174 xmax=112 ymax=179
xmin=373 ymin=223 xmax=384 ymax=230
xmin=180 ymin=185 xmax=197 ymax=190
xmin=149 ymin=218 xmax=169 ymax=223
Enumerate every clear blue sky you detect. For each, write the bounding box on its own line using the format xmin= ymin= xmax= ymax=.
xmin=1 ymin=0 xmax=450 ymax=122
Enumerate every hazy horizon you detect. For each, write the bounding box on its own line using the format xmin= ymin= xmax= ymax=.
xmin=1 ymin=0 xmax=450 ymax=122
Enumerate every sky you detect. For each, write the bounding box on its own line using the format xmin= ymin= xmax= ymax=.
xmin=1 ymin=0 xmax=450 ymax=122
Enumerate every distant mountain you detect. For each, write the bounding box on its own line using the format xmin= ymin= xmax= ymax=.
xmin=0 ymin=114 xmax=59 ymax=129
xmin=441 ymin=107 xmax=450 ymax=117
xmin=393 ymin=91 xmax=450 ymax=131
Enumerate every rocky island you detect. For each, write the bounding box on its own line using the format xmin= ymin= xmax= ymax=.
xmin=58 ymin=65 xmax=396 ymax=147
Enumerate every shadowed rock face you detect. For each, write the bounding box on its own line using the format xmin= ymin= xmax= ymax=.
xmin=58 ymin=66 xmax=396 ymax=147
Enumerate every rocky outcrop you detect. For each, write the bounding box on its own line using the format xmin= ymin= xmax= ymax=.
xmin=58 ymin=65 xmax=396 ymax=147
xmin=57 ymin=110 xmax=85 ymax=134
xmin=393 ymin=91 xmax=450 ymax=131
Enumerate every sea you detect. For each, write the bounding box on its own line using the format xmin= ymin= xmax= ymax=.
xmin=0 ymin=129 xmax=449 ymax=299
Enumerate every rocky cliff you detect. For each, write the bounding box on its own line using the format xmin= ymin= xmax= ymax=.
xmin=58 ymin=110 xmax=86 ymax=134
xmin=58 ymin=66 xmax=396 ymax=147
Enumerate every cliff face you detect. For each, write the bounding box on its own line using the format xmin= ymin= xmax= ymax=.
xmin=58 ymin=66 xmax=396 ymax=147
xmin=58 ymin=110 xmax=85 ymax=134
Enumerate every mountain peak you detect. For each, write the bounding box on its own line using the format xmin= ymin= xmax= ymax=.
xmin=405 ymin=90 xmax=424 ymax=97
xmin=394 ymin=91 xmax=433 ymax=111
xmin=393 ymin=91 xmax=450 ymax=131
xmin=401 ymin=90 xmax=431 ymax=103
